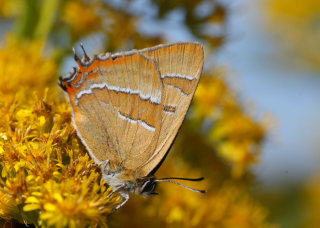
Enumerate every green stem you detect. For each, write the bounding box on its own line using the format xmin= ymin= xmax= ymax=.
xmin=14 ymin=0 xmax=60 ymax=40
xmin=34 ymin=0 xmax=61 ymax=39
xmin=15 ymin=0 xmax=40 ymax=39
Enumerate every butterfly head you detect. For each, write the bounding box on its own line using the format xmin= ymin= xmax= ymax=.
xmin=102 ymin=168 xmax=205 ymax=210
xmin=138 ymin=177 xmax=158 ymax=196
xmin=101 ymin=166 xmax=158 ymax=196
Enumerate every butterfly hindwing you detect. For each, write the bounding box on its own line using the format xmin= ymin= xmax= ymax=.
xmin=138 ymin=43 xmax=204 ymax=176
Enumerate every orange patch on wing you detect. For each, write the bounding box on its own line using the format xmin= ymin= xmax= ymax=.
xmin=87 ymin=72 xmax=99 ymax=79
xmin=66 ymin=84 xmax=79 ymax=95
xmin=89 ymin=58 xmax=114 ymax=71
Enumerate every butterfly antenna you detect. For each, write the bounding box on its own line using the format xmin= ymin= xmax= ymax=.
xmin=73 ymin=47 xmax=80 ymax=62
xmin=155 ymin=179 xmax=205 ymax=193
xmin=80 ymin=43 xmax=90 ymax=62
xmin=160 ymin=177 xmax=204 ymax=181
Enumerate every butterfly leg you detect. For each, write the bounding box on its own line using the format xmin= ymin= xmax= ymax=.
xmin=115 ymin=191 xmax=130 ymax=210
xmin=107 ymin=186 xmax=130 ymax=210
xmin=90 ymin=162 xmax=102 ymax=168
xmin=90 ymin=163 xmax=99 ymax=168
xmin=99 ymin=160 xmax=110 ymax=171
xmin=107 ymin=184 xmax=125 ymax=198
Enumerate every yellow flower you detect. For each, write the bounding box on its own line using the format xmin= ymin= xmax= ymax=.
xmin=194 ymin=75 xmax=227 ymax=118
xmin=267 ymin=0 xmax=320 ymax=21
xmin=210 ymin=112 xmax=264 ymax=177
xmin=217 ymin=141 xmax=257 ymax=177
xmin=25 ymin=172 xmax=120 ymax=228
xmin=112 ymin=161 xmax=277 ymax=228
xmin=0 ymin=35 xmax=57 ymax=95
xmin=265 ymin=0 xmax=320 ymax=70
xmin=193 ymin=75 xmax=266 ymax=177
xmin=304 ymin=176 xmax=320 ymax=228
xmin=0 ymin=0 xmax=21 ymax=18
xmin=62 ymin=1 xmax=104 ymax=37
xmin=0 ymin=91 xmax=121 ymax=226
xmin=0 ymin=190 xmax=19 ymax=221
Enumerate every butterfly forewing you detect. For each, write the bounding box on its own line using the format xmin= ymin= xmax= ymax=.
xmin=64 ymin=53 xmax=163 ymax=171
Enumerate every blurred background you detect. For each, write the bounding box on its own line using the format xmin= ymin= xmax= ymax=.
xmin=0 ymin=0 xmax=319 ymax=227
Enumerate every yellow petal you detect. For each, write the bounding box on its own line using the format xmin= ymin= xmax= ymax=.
xmin=25 ymin=196 xmax=40 ymax=204
xmin=26 ymin=175 xmax=35 ymax=182
xmin=41 ymin=212 xmax=54 ymax=220
xmin=16 ymin=109 xmax=32 ymax=119
xmin=39 ymin=116 xmax=46 ymax=126
xmin=23 ymin=204 xmax=40 ymax=211
xmin=53 ymin=193 xmax=63 ymax=203
xmin=44 ymin=203 xmax=57 ymax=211
xmin=32 ymin=192 xmax=42 ymax=197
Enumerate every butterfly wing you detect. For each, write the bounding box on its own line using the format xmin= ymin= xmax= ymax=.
xmin=138 ymin=42 xmax=204 ymax=176
xmin=60 ymin=53 xmax=164 ymax=173
xmin=60 ymin=42 xmax=203 ymax=179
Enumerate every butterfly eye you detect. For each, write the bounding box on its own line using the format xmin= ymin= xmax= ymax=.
xmin=140 ymin=179 xmax=157 ymax=196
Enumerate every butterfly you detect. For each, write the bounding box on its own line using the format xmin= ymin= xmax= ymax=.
xmin=59 ymin=42 xmax=205 ymax=209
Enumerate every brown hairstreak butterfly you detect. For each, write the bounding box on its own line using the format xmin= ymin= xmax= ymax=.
xmin=59 ymin=42 xmax=205 ymax=209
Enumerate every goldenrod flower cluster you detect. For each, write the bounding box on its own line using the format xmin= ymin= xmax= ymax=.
xmin=304 ymin=176 xmax=320 ymax=228
xmin=265 ymin=0 xmax=320 ymax=70
xmin=0 ymin=37 xmax=56 ymax=95
xmin=111 ymin=160 xmax=278 ymax=228
xmin=194 ymin=75 xmax=265 ymax=177
xmin=62 ymin=1 xmax=104 ymax=38
xmin=0 ymin=0 xmax=20 ymax=18
xmin=0 ymin=37 xmax=120 ymax=227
